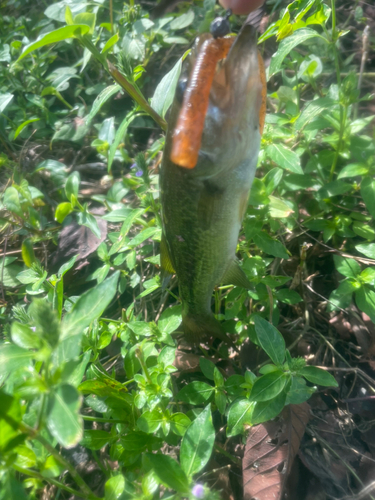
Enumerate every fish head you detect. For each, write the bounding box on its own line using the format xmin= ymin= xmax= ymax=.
xmin=168 ymin=24 xmax=264 ymax=178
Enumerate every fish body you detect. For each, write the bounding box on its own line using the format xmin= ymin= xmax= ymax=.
xmin=160 ymin=25 xmax=264 ymax=341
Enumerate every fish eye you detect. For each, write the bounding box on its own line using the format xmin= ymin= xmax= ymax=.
xmin=176 ymin=77 xmax=188 ymax=103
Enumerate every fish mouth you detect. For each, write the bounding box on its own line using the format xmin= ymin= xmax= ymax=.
xmin=168 ymin=25 xmax=263 ymax=173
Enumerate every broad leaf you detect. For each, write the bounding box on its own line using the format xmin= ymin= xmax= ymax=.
xmin=145 ymin=453 xmax=190 ymax=494
xmin=253 ymin=316 xmax=286 ymax=365
xmin=300 ymin=366 xmax=338 ymax=387
xmin=266 ymin=144 xmax=303 ymax=174
xmin=57 ymin=272 xmax=119 ymax=362
xmin=227 ymin=399 xmax=255 ymax=437
xmin=47 ymin=384 xmax=83 ymax=448
xmin=151 ymin=56 xmax=183 ymax=118
xmin=18 ymin=25 xmax=90 ymax=61
xmin=180 ymin=405 xmax=215 ymax=477
xmin=177 ymin=381 xmax=214 ymax=404
xmin=250 ymin=371 xmax=287 ymax=402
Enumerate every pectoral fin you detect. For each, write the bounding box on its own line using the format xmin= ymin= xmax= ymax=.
xmin=222 ymin=259 xmax=252 ymax=288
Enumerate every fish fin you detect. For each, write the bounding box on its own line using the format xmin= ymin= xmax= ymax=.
xmin=182 ymin=312 xmax=237 ymax=350
xmin=160 ymin=234 xmax=175 ymax=274
xmin=160 ymin=235 xmax=175 ymax=288
xmin=222 ymin=259 xmax=252 ymax=289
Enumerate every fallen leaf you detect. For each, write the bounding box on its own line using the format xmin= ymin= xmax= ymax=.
xmin=243 ymin=402 xmax=310 ymax=500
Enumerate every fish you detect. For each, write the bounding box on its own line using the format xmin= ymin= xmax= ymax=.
xmin=159 ymin=24 xmax=266 ymax=342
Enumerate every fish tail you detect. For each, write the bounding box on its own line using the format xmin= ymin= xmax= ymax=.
xmin=182 ymin=312 xmax=235 ymax=348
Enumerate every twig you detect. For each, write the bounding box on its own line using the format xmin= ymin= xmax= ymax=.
xmin=354 ymin=25 xmax=370 ymax=119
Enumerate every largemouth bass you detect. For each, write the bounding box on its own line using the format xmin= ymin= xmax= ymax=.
xmin=160 ymin=25 xmax=265 ymax=341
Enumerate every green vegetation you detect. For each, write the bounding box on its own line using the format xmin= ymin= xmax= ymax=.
xmin=0 ymin=0 xmax=373 ymax=499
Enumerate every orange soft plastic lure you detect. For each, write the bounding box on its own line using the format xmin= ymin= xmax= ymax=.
xmin=170 ymin=36 xmax=234 ymax=169
xmin=171 ymin=35 xmax=267 ymax=169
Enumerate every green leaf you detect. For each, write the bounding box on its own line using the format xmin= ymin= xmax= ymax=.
xmin=105 ymin=475 xmax=125 ymax=500
xmin=0 ymin=93 xmax=13 ymax=113
xmin=227 ymin=399 xmax=255 ymax=437
xmin=145 ymin=453 xmax=190 ymax=494
xmin=170 ymin=10 xmax=195 ymax=29
xmin=251 ymin=391 xmax=287 ymax=425
xmin=81 ymin=430 xmax=111 ymax=450
xmin=170 ymin=413 xmax=191 ymax=437
xmin=337 ymin=163 xmax=369 ymax=179
xmin=0 ymin=344 xmax=33 ymax=377
xmin=353 ymin=222 xmax=375 ymax=241
xmin=158 ymin=305 xmax=181 ymax=334
xmin=275 ymin=289 xmax=302 ymax=304
xmin=137 ymin=410 xmax=163 ymax=434
xmin=11 ymin=323 xmax=40 ymax=350
xmin=17 ymin=25 xmax=91 ymax=61
xmin=268 ymin=196 xmax=294 ymax=218
xmin=294 ymin=97 xmax=336 ymax=130
xmin=360 ymin=267 xmax=375 ymax=285
xmin=74 ymin=12 xmax=96 ymax=34
xmin=14 ymin=118 xmax=40 ymax=140
xmin=0 ymin=475 xmax=28 ymax=500
xmin=253 ymin=316 xmax=286 ymax=365
xmin=266 ymin=144 xmax=303 ymax=174
xmin=180 ymin=404 xmax=215 ymax=478
xmin=361 ymin=177 xmax=375 ymax=219
xmin=58 ymin=272 xmax=119 ymax=362
xmin=177 ymin=381 xmax=214 ymax=404
xmin=108 ymin=112 xmax=140 ymax=172
xmin=253 ymin=232 xmax=289 ymax=259
xmin=86 ymin=84 xmax=121 ymax=125
xmin=77 ymin=210 xmax=101 ymax=238
xmin=47 ymin=384 xmax=83 ymax=448
xmin=355 ymin=287 xmax=375 ymax=323
xmin=356 ymin=243 xmax=375 ymax=259
xmin=250 ymin=370 xmax=287 ymax=402
xmin=199 ymin=357 xmax=216 ymax=381
xmin=286 ymin=376 xmax=314 ymax=405
xmin=65 ymin=171 xmax=80 ymax=203
xmin=333 ymin=255 xmax=361 ymax=278
xmin=21 ymin=239 xmax=36 ymax=267
xmin=300 ymin=366 xmax=338 ymax=387
xmin=40 ymin=455 xmax=65 ymax=478
xmin=268 ymin=28 xmax=320 ymax=77
xmin=101 ymin=33 xmax=119 ymax=54
xmin=4 ymin=187 xmax=23 ymax=217
xmin=151 ymin=55 xmax=183 ymax=119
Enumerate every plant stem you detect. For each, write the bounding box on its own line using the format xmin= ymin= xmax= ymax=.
xmin=329 ymin=0 xmax=345 ymax=181
xmin=12 ymin=465 xmax=91 ymax=499
xmin=17 ymin=421 xmax=102 ymax=500
xmin=81 ymin=415 xmax=125 ymax=423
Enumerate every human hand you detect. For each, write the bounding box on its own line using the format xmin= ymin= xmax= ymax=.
xmin=219 ymin=0 xmax=265 ymax=15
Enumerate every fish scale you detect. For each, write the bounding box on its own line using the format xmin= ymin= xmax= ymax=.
xmin=160 ymin=24 xmax=265 ymax=342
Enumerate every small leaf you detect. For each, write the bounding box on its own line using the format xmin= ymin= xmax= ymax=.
xmin=14 ymin=118 xmax=40 ymax=139
xmin=251 ymin=391 xmax=287 ymax=425
xmin=199 ymin=357 xmax=216 ymax=380
xmin=81 ymin=430 xmax=111 ymax=450
xmin=268 ymin=28 xmax=320 ymax=77
xmin=337 ymin=163 xmax=369 ymax=179
xmin=253 ymin=316 xmax=286 ymax=365
xmin=158 ymin=305 xmax=182 ymax=334
xmin=180 ymin=405 xmax=215 ymax=477
xmin=105 ymin=475 xmax=125 ymax=500
xmin=300 ymin=366 xmax=338 ymax=387
xmin=21 ymin=239 xmax=36 ymax=267
xmin=145 ymin=453 xmax=190 ymax=494
xmin=356 ymin=243 xmax=375 ymax=259
xmin=355 ymin=287 xmax=375 ymax=323
xmin=86 ymin=84 xmax=121 ymax=125
xmin=250 ymin=371 xmax=287 ymax=402
xmin=253 ymin=232 xmax=289 ymax=259
xmin=0 ymin=344 xmax=33 ymax=376
xmin=333 ymin=255 xmax=361 ymax=279
xmin=361 ymin=177 xmax=375 ymax=219
xmin=137 ymin=410 xmax=163 ymax=434
xmin=266 ymin=144 xmax=303 ymax=174
xmin=65 ymin=171 xmax=80 ymax=203
xmin=58 ymin=272 xmax=119 ymax=362
xmin=227 ymin=399 xmax=255 ymax=437
xmin=0 ymin=93 xmax=13 ymax=113
xmin=177 ymin=381 xmax=214 ymax=404
xmin=47 ymin=384 xmax=83 ymax=448
xmin=151 ymin=55 xmax=183 ymax=118
xmin=170 ymin=10 xmax=194 ymax=30
xmin=101 ymin=33 xmax=119 ymax=54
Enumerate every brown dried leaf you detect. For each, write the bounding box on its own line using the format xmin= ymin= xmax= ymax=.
xmin=243 ymin=402 xmax=310 ymax=500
